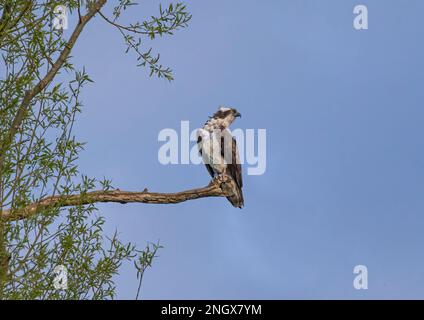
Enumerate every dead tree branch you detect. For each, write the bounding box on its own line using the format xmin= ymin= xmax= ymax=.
xmin=1 ymin=178 xmax=236 ymax=221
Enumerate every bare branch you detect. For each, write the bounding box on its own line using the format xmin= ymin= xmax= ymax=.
xmin=1 ymin=177 xmax=237 ymax=221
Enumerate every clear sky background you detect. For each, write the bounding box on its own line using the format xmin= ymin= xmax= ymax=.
xmin=68 ymin=0 xmax=424 ymax=299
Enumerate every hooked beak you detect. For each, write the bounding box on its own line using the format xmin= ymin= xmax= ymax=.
xmin=235 ymin=111 xmax=242 ymax=118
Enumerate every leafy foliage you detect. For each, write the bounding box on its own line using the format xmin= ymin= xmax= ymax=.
xmin=0 ymin=0 xmax=189 ymax=299
xmin=135 ymin=241 xmax=163 ymax=300
xmin=103 ymin=1 xmax=191 ymax=80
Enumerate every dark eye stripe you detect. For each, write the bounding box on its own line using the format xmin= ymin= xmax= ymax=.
xmin=213 ymin=110 xmax=232 ymax=118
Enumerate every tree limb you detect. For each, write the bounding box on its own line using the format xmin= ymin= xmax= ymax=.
xmin=1 ymin=179 xmax=233 ymax=221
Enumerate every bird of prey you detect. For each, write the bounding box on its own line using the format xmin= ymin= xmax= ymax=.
xmin=197 ymin=107 xmax=244 ymax=208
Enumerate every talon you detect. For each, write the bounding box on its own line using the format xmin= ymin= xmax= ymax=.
xmin=210 ymin=176 xmax=219 ymax=185
xmin=209 ymin=175 xmax=222 ymax=186
xmin=218 ymin=174 xmax=229 ymax=183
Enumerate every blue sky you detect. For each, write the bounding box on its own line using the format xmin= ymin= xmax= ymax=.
xmin=69 ymin=0 xmax=424 ymax=299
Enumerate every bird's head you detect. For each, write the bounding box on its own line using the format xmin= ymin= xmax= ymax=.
xmin=210 ymin=107 xmax=241 ymax=128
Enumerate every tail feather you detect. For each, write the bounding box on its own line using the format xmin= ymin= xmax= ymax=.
xmin=226 ymin=185 xmax=244 ymax=209
xmin=217 ymin=174 xmax=244 ymax=209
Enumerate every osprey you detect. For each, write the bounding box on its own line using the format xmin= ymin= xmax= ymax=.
xmin=197 ymin=107 xmax=244 ymax=208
